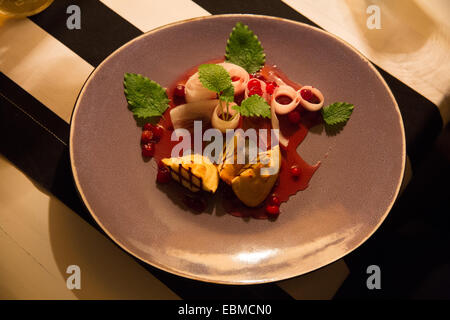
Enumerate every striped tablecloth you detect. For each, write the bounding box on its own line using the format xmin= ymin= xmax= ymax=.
xmin=1 ymin=0 xmax=448 ymax=299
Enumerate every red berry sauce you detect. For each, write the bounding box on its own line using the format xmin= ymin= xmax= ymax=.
xmin=288 ymin=110 xmax=301 ymax=124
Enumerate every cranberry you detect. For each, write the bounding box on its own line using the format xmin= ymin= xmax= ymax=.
xmin=142 ymin=142 xmax=155 ymax=157
xmin=248 ymin=87 xmax=263 ymax=97
xmin=174 ymin=84 xmax=185 ymax=98
xmin=290 ymin=165 xmax=301 ymax=178
xmin=156 ymin=167 xmax=171 ymax=184
xmin=143 ymin=123 xmax=154 ymax=131
xmin=141 ymin=130 xmax=154 ymax=143
xmin=300 ymin=88 xmax=313 ymax=102
xmin=152 ymin=125 xmax=164 ymax=141
xmin=288 ymin=110 xmax=301 ymax=124
xmin=231 ymin=76 xmax=240 ymax=82
xmin=266 ymin=82 xmax=276 ymax=95
xmin=266 ymin=204 xmax=280 ymax=216
xmin=247 ymin=79 xmax=261 ymax=90
xmin=269 ymin=195 xmax=281 ymax=206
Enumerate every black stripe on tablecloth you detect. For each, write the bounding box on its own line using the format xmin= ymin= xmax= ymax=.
xmin=1 ymin=0 xmax=443 ymax=298
xmin=192 ymin=0 xmax=443 ymax=169
xmin=29 ymin=0 xmax=142 ymax=67
xmin=374 ymin=67 xmax=443 ymax=167
xmin=193 ymin=0 xmax=320 ymax=27
xmin=0 ymin=72 xmax=93 ymax=224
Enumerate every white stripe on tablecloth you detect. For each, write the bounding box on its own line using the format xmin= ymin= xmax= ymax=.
xmin=99 ymin=0 xmax=210 ymax=32
xmin=282 ymin=0 xmax=450 ymax=123
xmin=0 ymin=17 xmax=93 ymax=123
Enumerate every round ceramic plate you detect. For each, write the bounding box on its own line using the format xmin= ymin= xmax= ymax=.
xmin=70 ymin=15 xmax=405 ymax=284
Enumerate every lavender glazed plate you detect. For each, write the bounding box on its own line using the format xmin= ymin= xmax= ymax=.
xmin=70 ymin=15 xmax=406 ymax=284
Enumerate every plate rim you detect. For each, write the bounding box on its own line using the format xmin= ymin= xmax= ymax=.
xmin=69 ymin=14 xmax=406 ymax=285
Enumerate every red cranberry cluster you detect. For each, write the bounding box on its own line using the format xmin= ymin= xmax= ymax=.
xmin=265 ymin=194 xmax=281 ymax=216
xmin=265 ymin=165 xmax=301 ymax=216
xmin=141 ymin=123 xmax=163 ymax=157
xmin=248 ymin=73 xmax=278 ymax=96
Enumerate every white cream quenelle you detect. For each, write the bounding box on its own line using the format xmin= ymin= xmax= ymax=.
xmin=185 ymin=72 xmax=217 ymax=103
xmin=170 ymin=99 xmax=219 ymax=129
xmin=185 ymin=62 xmax=250 ymax=103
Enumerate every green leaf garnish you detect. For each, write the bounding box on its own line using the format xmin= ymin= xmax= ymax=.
xmin=225 ymin=22 xmax=265 ymax=74
xmin=124 ymin=73 xmax=170 ymax=119
xmin=233 ymin=95 xmax=271 ymax=119
xmin=321 ymin=102 xmax=354 ymax=126
xmin=219 ymin=85 xmax=235 ymax=103
xmin=198 ymin=64 xmax=233 ymax=94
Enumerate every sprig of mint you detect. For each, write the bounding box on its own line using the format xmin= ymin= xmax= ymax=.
xmin=225 ymin=22 xmax=265 ymax=74
xmin=220 ymin=85 xmax=235 ymax=103
xmin=321 ymin=102 xmax=354 ymax=126
xmin=198 ymin=64 xmax=232 ymax=93
xmin=124 ymin=73 xmax=170 ymax=120
xmin=233 ymin=95 xmax=271 ymax=119
xmin=198 ymin=64 xmax=234 ymax=101
xmin=198 ymin=64 xmax=235 ymax=120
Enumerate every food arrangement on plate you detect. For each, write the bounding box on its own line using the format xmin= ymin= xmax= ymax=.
xmin=123 ymin=22 xmax=355 ymax=219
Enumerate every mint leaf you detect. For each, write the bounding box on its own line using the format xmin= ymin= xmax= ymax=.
xmin=198 ymin=64 xmax=232 ymax=94
xmin=321 ymin=102 xmax=354 ymax=126
xmin=220 ymin=85 xmax=235 ymax=103
xmin=124 ymin=73 xmax=170 ymax=119
xmin=233 ymin=95 xmax=271 ymax=118
xmin=225 ymin=22 xmax=265 ymax=74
